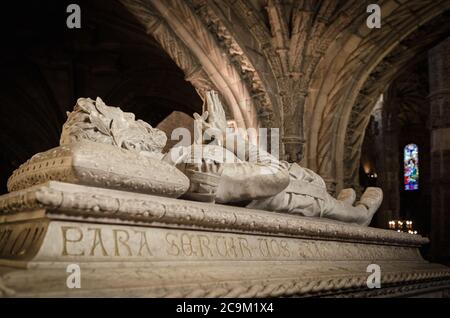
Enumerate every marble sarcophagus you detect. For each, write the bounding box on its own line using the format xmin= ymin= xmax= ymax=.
xmin=1 ymin=95 xmax=449 ymax=298
xmin=0 ymin=180 xmax=449 ymax=297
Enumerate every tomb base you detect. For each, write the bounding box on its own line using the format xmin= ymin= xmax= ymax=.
xmin=0 ymin=181 xmax=449 ymax=297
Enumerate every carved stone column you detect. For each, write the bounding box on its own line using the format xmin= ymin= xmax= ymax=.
xmin=374 ymin=95 xmax=401 ymax=228
xmin=282 ymin=136 xmax=305 ymax=162
xmin=428 ymin=37 xmax=450 ymax=263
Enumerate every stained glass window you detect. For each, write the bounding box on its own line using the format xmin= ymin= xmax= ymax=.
xmin=404 ymin=144 xmax=419 ymax=191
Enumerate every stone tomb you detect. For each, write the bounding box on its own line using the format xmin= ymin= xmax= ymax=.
xmin=0 ymin=181 xmax=449 ymax=297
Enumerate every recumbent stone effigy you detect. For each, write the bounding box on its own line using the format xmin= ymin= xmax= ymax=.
xmin=0 ymin=94 xmax=449 ymax=297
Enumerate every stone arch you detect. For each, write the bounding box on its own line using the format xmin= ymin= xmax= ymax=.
xmin=343 ymin=11 xmax=450 ymax=191
xmin=121 ymin=0 xmax=281 ymax=144
xmin=225 ymin=0 xmax=369 ymax=162
xmin=305 ymin=0 xmax=450 ymax=193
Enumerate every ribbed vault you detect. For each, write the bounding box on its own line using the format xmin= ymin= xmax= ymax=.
xmin=304 ymin=0 xmax=450 ymax=192
xmin=120 ymin=1 xmax=450 ymax=190
xmin=343 ymin=11 xmax=450 ymax=191
xmin=4 ymin=0 xmax=446 ymax=194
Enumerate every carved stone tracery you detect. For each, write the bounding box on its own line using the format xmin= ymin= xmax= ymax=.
xmin=119 ymin=0 xmax=450 ymax=181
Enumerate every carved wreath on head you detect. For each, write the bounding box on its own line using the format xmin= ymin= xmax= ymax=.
xmin=60 ymin=97 xmax=167 ymax=154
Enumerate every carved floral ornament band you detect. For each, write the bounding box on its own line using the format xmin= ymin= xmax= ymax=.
xmin=0 ymin=182 xmax=426 ymax=247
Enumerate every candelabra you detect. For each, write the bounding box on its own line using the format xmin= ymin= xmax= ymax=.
xmin=388 ymin=220 xmax=417 ymax=234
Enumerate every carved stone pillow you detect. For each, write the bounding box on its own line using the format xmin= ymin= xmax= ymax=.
xmin=7 ymin=141 xmax=189 ymax=198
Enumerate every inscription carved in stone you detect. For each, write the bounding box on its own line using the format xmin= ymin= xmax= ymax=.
xmin=4 ymin=221 xmax=418 ymax=262
xmin=0 ymin=220 xmax=48 ymax=260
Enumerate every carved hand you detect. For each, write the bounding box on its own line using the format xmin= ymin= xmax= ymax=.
xmin=205 ymin=91 xmax=227 ymax=134
xmin=193 ymin=91 xmax=227 ymax=145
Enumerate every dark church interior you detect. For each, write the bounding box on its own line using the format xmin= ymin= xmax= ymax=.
xmin=0 ymin=0 xmax=450 ymax=298
xmin=0 ymin=0 xmax=202 ymax=194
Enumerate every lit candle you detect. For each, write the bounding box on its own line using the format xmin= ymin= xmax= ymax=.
xmin=406 ymin=221 xmax=413 ymax=230
xmin=388 ymin=221 xmax=395 ymax=230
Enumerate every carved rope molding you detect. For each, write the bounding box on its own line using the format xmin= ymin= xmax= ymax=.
xmin=3 ymin=267 xmax=449 ymax=298
xmin=80 ymin=271 xmax=450 ymax=298
xmin=336 ymin=281 xmax=450 ymax=298
xmin=0 ymin=182 xmax=428 ymax=247
xmin=161 ymin=272 xmax=450 ymax=298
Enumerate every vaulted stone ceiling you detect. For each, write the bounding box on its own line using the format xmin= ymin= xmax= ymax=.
xmin=343 ymin=11 xmax=450 ymax=190
xmin=1 ymin=0 xmax=449 ymax=195
xmin=121 ymin=0 xmax=450 ymax=192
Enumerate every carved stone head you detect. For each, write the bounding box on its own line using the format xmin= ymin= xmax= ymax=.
xmin=60 ymin=97 xmax=167 ymax=155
